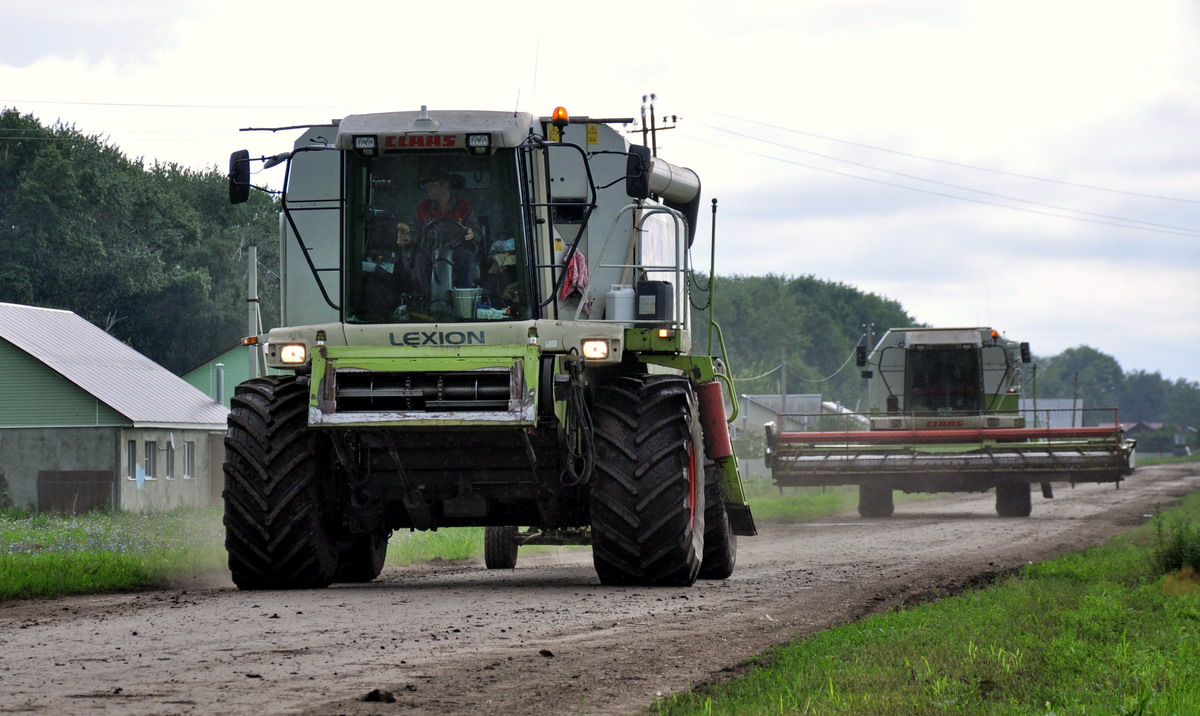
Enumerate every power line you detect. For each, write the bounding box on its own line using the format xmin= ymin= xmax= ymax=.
xmin=691 ymin=122 xmax=1200 ymax=237
xmin=734 ymin=364 xmax=782 ymax=382
xmin=696 ymin=110 xmax=1200 ymax=206
xmin=792 ymin=339 xmax=863 ymax=384
xmin=678 ymin=133 xmax=1200 ymax=239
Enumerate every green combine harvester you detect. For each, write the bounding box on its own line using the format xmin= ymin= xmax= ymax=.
xmin=223 ymin=104 xmax=754 ymax=589
xmin=764 ymin=327 xmax=1136 ymax=517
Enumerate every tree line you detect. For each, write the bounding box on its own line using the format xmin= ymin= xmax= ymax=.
xmin=0 ymin=108 xmax=280 ymax=375
xmin=695 ymin=275 xmax=1199 ymax=442
xmin=1 ymin=109 xmax=1195 ymax=443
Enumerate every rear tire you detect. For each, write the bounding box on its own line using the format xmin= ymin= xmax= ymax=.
xmin=334 ymin=532 xmax=390 ymax=583
xmin=223 ymin=376 xmax=339 ymax=590
xmin=698 ymin=463 xmax=736 ymax=580
xmin=858 ymin=484 xmax=895 ymax=518
xmin=484 ymin=526 xmax=519 ymax=569
xmin=591 ymin=375 xmax=704 ymax=586
xmin=996 ymin=483 xmax=1032 ymax=517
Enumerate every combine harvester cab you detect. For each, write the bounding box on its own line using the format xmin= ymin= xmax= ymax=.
xmin=764 ymin=327 xmax=1136 ymax=517
xmin=223 ymin=104 xmax=754 ymax=590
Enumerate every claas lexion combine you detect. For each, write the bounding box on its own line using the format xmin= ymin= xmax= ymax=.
xmin=764 ymin=327 xmax=1135 ymax=517
xmin=224 ymin=105 xmax=755 ymax=589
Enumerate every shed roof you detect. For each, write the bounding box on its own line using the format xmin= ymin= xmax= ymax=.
xmin=0 ymin=303 xmax=228 ymax=428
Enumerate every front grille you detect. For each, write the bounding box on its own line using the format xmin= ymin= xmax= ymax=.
xmin=335 ymin=370 xmax=512 ymax=413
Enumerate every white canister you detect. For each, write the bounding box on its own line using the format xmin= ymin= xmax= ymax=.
xmin=606 ymin=284 xmax=635 ymax=323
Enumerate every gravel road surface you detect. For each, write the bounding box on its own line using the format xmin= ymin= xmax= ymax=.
xmin=1 ymin=462 xmax=1195 ymax=715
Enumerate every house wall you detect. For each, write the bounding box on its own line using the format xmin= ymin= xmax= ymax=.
xmin=117 ymin=428 xmax=224 ymax=512
xmin=0 ymin=427 xmax=121 ymax=509
xmin=0 ymin=339 xmax=127 ymax=426
xmin=734 ymin=395 xmax=826 ymax=435
xmin=0 ymin=426 xmax=224 ymax=512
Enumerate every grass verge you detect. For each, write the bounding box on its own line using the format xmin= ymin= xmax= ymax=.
xmin=0 ymin=478 xmax=1050 ymax=601
xmin=655 ymin=491 xmax=1200 ymax=715
xmin=0 ymin=479 xmax=862 ymax=601
xmin=0 ymin=507 xmax=227 ymax=600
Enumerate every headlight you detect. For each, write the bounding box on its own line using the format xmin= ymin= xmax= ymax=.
xmin=278 ymin=343 xmax=308 ymax=364
xmin=581 ymin=339 xmax=609 ymax=360
xmin=466 ymin=133 xmax=491 ymax=155
xmin=352 ymin=135 xmax=378 ymax=157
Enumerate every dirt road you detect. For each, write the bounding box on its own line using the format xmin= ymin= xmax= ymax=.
xmin=1 ymin=463 xmax=1195 ymax=715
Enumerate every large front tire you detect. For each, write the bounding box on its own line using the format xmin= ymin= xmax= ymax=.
xmin=591 ymin=375 xmax=704 ymax=587
xmin=223 ymin=376 xmax=339 ymax=590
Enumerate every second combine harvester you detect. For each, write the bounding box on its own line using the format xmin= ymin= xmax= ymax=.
xmin=224 ymin=105 xmax=754 ymax=590
xmin=765 ymin=327 xmax=1135 ymax=517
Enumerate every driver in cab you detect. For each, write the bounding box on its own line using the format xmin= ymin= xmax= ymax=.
xmin=396 ymin=169 xmax=482 ymax=288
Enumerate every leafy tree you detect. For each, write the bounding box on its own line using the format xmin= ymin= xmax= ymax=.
xmin=0 ymin=108 xmax=279 ymax=374
xmin=1034 ymin=346 xmax=1124 ymax=424
xmin=1165 ymin=379 xmax=1200 ymax=432
xmin=692 ymin=273 xmax=915 ymax=410
xmin=1120 ymin=370 xmax=1171 ymax=423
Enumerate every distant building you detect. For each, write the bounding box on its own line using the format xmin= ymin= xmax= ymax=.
xmin=182 ymin=343 xmax=280 ymax=409
xmin=735 ymin=394 xmax=864 ymax=434
xmin=0 ymin=303 xmax=228 ymax=513
xmin=1019 ymin=398 xmax=1084 ymax=428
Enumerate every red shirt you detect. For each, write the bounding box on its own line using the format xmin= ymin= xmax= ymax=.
xmin=416 ymin=196 xmax=473 ymax=225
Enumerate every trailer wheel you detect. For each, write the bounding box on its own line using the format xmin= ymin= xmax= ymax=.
xmin=995 ymin=484 xmax=1032 ymax=517
xmin=699 ymin=463 xmax=737 ymax=580
xmin=591 ymin=375 xmax=704 ymax=587
xmin=484 ymin=526 xmax=519 ymax=569
xmin=334 ymin=531 xmax=390 ymax=583
xmin=223 ymin=376 xmax=339 ymax=590
xmin=858 ymin=485 xmax=895 ymax=518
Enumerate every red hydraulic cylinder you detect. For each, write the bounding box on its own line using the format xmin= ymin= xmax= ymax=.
xmin=697 ymin=380 xmax=733 ymax=459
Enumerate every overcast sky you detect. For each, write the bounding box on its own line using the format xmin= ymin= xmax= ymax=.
xmin=3 ymin=0 xmax=1198 ymax=384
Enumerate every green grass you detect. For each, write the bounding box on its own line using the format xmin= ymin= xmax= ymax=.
xmin=742 ymin=481 xmax=857 ymax=522
xmin=1139 ymin=453 xmax=1200 ymax=466
xmin=0 ymin=507 xmax=227 ymax=600
xmin=655 ymin=492 xmax=1200 ymax=716
xmin=0 ymin=480 xmax=858 ymax=601
xmin=740 ymin=479 xmax=946 ymax=522
xmin=386 ymin=527 xmax=485 ymax=564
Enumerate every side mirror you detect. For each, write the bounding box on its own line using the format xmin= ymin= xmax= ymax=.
xmin=625 ymin=144 xmax=651 ymax=200
xmin=1019 ymin=342 xmax=1032 ymax=364
xmin=855 ymin=345 xmax=868 ymax=367
xmin=229 ymin=149 xmax=251 ymax=205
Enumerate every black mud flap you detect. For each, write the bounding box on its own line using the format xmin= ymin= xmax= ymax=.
xmin=727 ymin=503 xmax=758 ymax=537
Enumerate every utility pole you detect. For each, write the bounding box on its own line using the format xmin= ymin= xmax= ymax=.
xmin=639 ymin=92 xmax=678 ymax=157
xmin=248 ymin=246 xmax=262 ymax=379
xmin=1071 ymin=370 xmax=1080 ymax=428
xmin=860 ymin=322 xmax=874 ymax=412
xmin=779 ymin=347 xmax=788 ymax=426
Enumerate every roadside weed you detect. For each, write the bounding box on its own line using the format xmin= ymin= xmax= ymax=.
xmin=1151 ymin=505 xmax=1200 ymax=574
